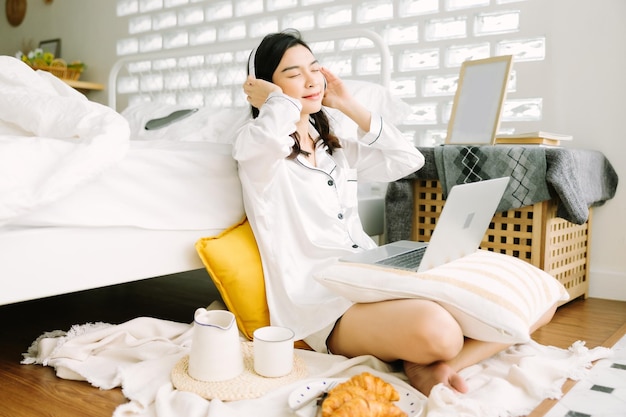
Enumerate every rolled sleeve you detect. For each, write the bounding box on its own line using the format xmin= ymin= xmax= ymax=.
xmin=358 ymin=113 xmax=384 ymax=145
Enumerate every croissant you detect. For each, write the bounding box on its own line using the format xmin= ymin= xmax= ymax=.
xmin=322 ymin=386 xmax=378 ymax=416
xmin=321 ymin=372 xmax=407 ymax=417
xmin=327 ymin=397 xmax=407 ymax=417
xmin=337 ymin=372 xmax=400 ymax=401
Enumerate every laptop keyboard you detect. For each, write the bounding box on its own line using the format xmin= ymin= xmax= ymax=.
xmin=375 ymin=247 xmax=426 ymax=270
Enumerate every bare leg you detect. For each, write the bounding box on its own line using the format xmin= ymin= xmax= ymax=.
xmin=327 ymin=299 xmax=465 ymax=363
xmin=403 ymin=301 xmax=558 ymax=395
xmin=328 ymin=299 xmax=558 ymax=396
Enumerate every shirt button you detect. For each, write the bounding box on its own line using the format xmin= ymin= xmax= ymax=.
xmin=337 ymin=213 xmax=343 ymax=220
xmin=327 ymin=180 xmax=334 ymax=186
xmin=352 ymin=244 xmax=358 ymax=248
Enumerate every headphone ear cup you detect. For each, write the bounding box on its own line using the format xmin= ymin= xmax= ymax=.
xmin=248 ymin=47 xmax=257 ymax=78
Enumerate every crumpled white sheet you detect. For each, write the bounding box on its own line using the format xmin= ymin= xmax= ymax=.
xmin=426 ymin=341 xmax=612 ymax=417
xmin=0 ymin=56 xmax=130 ymax=225
xmin=22 ymin=311 xmax=612 ymax=417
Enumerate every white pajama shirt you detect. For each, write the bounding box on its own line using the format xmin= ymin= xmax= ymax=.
xmin=233 ymin=92 xmax=424 ymax=351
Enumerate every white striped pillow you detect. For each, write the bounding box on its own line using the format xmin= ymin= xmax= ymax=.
xmin=314 ymin=250 xmax=569 ymax=343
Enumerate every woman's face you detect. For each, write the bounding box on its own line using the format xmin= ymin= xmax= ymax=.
xmin=272 ymin=44 xmax=324 ymax=115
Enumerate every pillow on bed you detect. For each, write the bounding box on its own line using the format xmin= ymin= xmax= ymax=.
xmin=122 ymin=103 xmax=250 ymax=142
xmin=121 ymin=80 xmax=407 ymax=142
xmin=314 ymin=250 xmax=569 ymax=344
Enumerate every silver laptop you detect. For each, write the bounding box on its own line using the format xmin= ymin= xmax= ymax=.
xmin=341 ymin=177 xmax=510 ymax=272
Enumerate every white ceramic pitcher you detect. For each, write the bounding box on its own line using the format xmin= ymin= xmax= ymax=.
xmin=188 ymin=308 xmax=244 ymax=382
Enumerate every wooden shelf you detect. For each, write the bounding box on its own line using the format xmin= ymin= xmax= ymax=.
xmin=62 ymin=79 xmax=105 ymax=91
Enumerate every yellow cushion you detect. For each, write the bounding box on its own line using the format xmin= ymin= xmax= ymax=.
xmin=195 ymin=217 xmax=311 ymax=350
xmin=195 ymin=217 xmax=269 ymax=340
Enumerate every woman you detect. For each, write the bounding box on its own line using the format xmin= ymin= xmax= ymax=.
xmin=233 ymin=30 xmax=556 ymax=396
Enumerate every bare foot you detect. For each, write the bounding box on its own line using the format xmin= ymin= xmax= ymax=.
xmin=403 ymin=360 xmax=469 ymax=396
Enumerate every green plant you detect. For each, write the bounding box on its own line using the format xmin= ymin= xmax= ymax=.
xmin=15 ymin=48 xmax=86 ymax=72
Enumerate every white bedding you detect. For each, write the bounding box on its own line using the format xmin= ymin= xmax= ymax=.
xmin=0 ymin=56 xmax=246 ymax=232
xmin=0 ymin=56 xmax=247 ymax=305
xmin=0 ymin=57 xmax=130 ymax=226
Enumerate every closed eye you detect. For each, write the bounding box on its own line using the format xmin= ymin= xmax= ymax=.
xmin=281 ymin=59 xmax=320 ymax=75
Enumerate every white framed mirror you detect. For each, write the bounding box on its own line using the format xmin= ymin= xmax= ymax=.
xmin=446 ymin=55 xmax=513 ymax=145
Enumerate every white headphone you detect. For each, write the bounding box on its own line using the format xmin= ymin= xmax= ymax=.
xmin=248 ymin=47 xmax=257 ymax=78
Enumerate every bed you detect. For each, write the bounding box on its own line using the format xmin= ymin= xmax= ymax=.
xmin=0 ymin=28 xmax=399 ymax=306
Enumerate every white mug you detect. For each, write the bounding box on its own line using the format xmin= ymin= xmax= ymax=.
xmin=188 ymin=309 xmax=244 ymax=382
xmin=253 ymin=326 xmax=295 ymax=378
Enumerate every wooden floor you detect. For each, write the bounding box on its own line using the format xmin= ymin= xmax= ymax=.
xmin=0 ymin=271 xmax=624 ymax=417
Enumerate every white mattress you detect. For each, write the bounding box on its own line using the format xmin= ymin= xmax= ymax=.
xmin=11 ymin=140 xmax=245 ymax=231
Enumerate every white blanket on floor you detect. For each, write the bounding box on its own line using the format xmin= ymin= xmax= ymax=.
xmin=22 ymin=315 xmax=612 ymax=417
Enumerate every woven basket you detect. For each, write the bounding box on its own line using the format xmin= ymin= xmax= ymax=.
xmin=30 ymin=58 xmax=82 ymax=81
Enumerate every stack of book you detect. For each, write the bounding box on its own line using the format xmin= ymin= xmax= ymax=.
xmin=495 ymin=131 xmax=573 ymax=146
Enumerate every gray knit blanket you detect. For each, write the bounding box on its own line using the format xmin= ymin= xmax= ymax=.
xmin=386 ymin=145 xmax=619 ymax=242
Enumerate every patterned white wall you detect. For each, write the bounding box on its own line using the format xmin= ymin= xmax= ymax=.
xmin=114 ymin=0 xmax=546 ymax=146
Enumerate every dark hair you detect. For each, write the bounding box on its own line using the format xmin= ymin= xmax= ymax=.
xmin=248 ymin=29 xmax=341 ymax=157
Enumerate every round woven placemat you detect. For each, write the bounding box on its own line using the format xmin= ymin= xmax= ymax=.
xmin=171 ymin=341 xmax=308 ymax=401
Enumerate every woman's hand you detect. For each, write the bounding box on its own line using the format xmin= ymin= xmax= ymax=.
xmin=320 ymin=67 xmax=351 ymax=110
xmin=321 ymin=67 xmax=371 ymax=132
xmin=243 ymin=76 xmax=282 ymax=109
